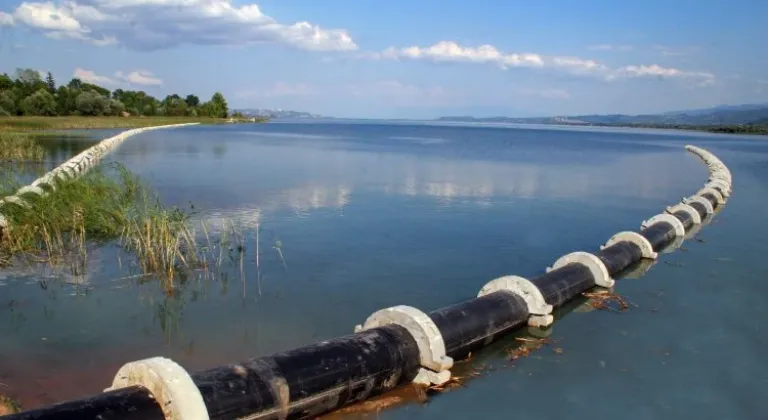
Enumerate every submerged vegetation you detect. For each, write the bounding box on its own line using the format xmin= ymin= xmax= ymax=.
xmin=0 ymin=132 xmax=46 ymax=161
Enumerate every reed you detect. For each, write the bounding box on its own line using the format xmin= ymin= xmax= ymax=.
xmin=0 ymin=164 xmax=139 ymax=264
xmin=0 ymin=116 xmax=223 ymax=132
xmin=0 ymin=163 xmax=259 ymax=292
xmin=0 ymin=132 xmax=46 ymax=161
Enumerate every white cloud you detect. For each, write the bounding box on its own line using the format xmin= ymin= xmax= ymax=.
xmin=587 ymin=44 xmax=633 ymax=51
xmin=74 ymin=68 xmax=117 ymax=85
xmin=371 ymin=41 xmax=715 ymax=85
xmin=115 ymin=70 xmax=163 ymax=86
xmin=375 ymin=41 xmax=543 ymax=69
xmin=73 ymin=68 xmax=164 ymax=86
xmin=8 ymin=0 xmax=357 ymax=51
xmin=0 ymin=11 xmax=14 ymax=26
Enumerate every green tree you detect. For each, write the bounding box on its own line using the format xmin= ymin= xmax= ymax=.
xmin=56 ymin=86 xmax=79 ymax=116
xmin=68 ymin=78 xmax=83 ymax=90
xmin=82 ymin=83 xmax=110 ymax=97
xmin=0 ymin=90 xmax=16 ymax=115
xmin=45 ymin=72 xmax=56 ymax=93
xmin=14 ymin=68 xmax=42 ymax=85
xmin=142 ymin=103 xmax=157 ymax=116
xmin=206 ymin=92 xmax=228 ymax=118
xmin=21 ymin=89 xmax=57 ymax=116
xmin=163 ymin=95 xmax=188 ymax=116
xmin=109 ymin=99 xmax=126 ymax=116
xmin=0 ymin=74 xmax=12 ymax=90
xmin=76 ymin=90 xmax=110 ymax=116
xmin=14 ymin=68 xmax=47 ymax=98
xmin=185 ymin=94 xmax=200 ymax=108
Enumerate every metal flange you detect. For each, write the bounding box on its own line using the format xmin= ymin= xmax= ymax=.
xmin=107 ymin=357 xmax=209 ymax=420
xmin=666 ymin=203 xmax=702 ymax=225
xmin=478 ymin=275 xmax=554 ymax=327
xmin=683 ymin=195 xmax=714 ymax=215
xmin=547 ymin=251 xmax=615 ymax=288
xmin=602 ymin=231 xmax=658 ymax=260
xmin=355 ymin=305 xmax=453 ymax=385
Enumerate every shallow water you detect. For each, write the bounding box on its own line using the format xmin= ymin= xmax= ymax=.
xmin=1 ymin=122 xmax=766 ymax=419
xmin=1 ymin=133 xmax=101 ymax=186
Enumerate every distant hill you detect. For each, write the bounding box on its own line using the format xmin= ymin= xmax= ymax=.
xmin=437 ymin=103 xmax=768 ymax=127
xmin=235 ymin=108 xmax=325 ymax=119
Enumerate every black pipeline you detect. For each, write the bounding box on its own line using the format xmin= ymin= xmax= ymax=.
xmin=0 ymin=145 xmax=731 ymax=420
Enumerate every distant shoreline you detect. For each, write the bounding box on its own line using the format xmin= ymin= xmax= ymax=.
xmin=432 ymin=118 xmax=768 ymax=135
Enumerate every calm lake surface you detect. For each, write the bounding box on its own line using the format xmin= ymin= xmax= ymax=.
xmin=1 ymin=121 xmax=767 ymax=419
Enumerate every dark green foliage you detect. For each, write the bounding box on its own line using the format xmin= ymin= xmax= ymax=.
xmin=21 ymin=89 xmax=57 ymax=116
xmin=0 ymin=90 xmax=15 ymax=115
xmin=76 ymin=90 xmax=110 ymax=116
xmin=45 ymin=72 xmax=56 ymax=93
xmin=185 ymin=94 xmax=200 ymax=108
xmin=0 ymin=69 xmax=230 ymax=119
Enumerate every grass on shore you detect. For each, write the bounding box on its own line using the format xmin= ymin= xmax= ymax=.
xmin=0 ymin=132 xmax=46 ymax=161
xmin=0 ymin=116 xmax=226 ymax=132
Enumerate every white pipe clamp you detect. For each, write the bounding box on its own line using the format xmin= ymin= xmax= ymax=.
xmin=601 ymin=231 xmax=658 ymax=259
xmin=547 ymin=251 xmax=615 ymax=288
xmin=355 ymin=305 xmax=453 ymax=386
xmin=707 ymin=179 xmax=731 ymax=197
xmin=478 ymin=275 xmax=554 ymax=327
xmin=642 ymin=213 xmax=686 ymax=238
xmin=17 ymin=185 xmax=45 ymax=197
xmin=683 ymin=195 xmax=714 ymax=215
xmin=666 ymin=203 xmax=701 ymax=225
xmin=696 ymin=187 xmax=725 ymax=205
xmin=684 ymin=222 xmax=703 ymax=241
xmin=0 ymin=196 xmax=30 ymax=209
xmin=107 ymin=356 xmax=209 ymax=420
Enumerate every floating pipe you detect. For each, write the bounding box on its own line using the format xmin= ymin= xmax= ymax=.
xmin=3 ymin=386 xmax=166 ymax=420
xmin=428 ymin=291 xmax=529 ymax=360
xmin=0 ymin=123 xmax=200 ymax=230
xmin=0 ymin=145 xmax=731 ymax=420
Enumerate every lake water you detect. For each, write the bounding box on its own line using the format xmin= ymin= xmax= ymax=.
xmin=1 ymin=121 xmax=767 ymax=419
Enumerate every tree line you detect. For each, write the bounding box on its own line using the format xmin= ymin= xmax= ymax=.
xmin=0 ymin=68 xmax=229 ymax=118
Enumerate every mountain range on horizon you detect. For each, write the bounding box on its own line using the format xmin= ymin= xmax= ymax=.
xmin=437 ymin=103 xmax=768 ymax=126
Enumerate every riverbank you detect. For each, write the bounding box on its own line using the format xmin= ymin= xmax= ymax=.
xmin=0 ymin=116 xmax=268 ymax=132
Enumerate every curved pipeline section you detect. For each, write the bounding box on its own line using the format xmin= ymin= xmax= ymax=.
xmin=0 ymin=145 xmax=731 ymax=420
xmin=0 ymin=123 xmax=199 ymax=230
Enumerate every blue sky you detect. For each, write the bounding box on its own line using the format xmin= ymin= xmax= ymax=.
xmin=0 ymin=0 xmax=766 ymax=118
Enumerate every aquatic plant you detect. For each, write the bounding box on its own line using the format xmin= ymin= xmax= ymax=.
xmin=120 ymin=198 xmax=199 ymax=288
xmin=0 ymin=165 xmax=207 ymax=289
xmin=0 ymin=132 xmax=46 ymax=161
xmin=0 ymin=164 xmax=140 ymax=264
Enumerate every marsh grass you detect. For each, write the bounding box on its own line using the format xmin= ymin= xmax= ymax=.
xmin=0 ymin=116 xmax=224 ymax=132
xmin=0 ymin=164 xmax=223 ymax=292
xmin=0 ymin=132 xmax=46 ymax=161
xmin=120 ymin=202 xmax=199 ymax=288
xmin=0 ymin=164 xmax=141 ymax=265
